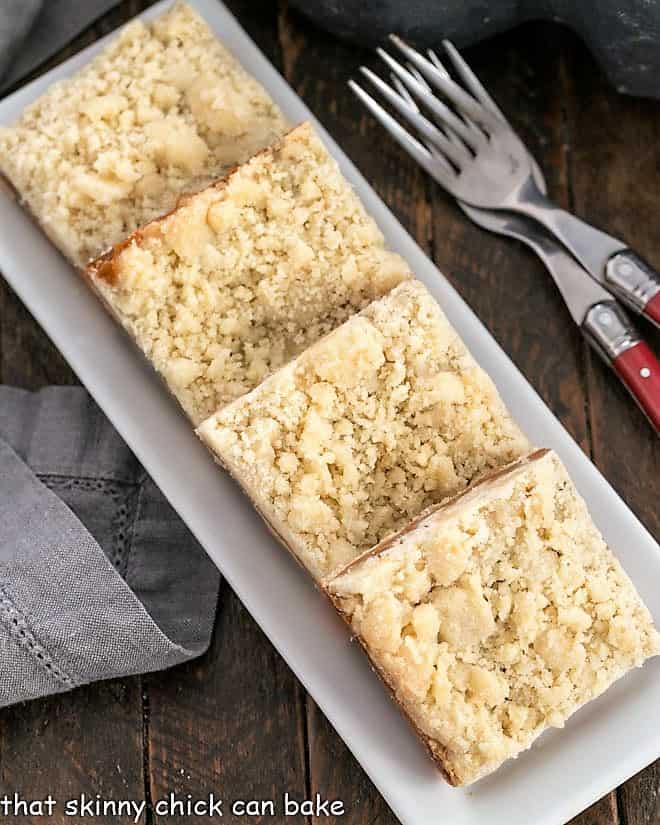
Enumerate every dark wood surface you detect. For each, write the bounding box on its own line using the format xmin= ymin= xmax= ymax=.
xmin=1 ymin=2 xmax=659 ymax=823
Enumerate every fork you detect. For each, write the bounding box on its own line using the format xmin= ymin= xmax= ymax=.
xmin=359 ymin=36 xmax=660 ymax=331
xmin=462 ymin=209 xmax=660 ymax=434
xmin=350 ymin=53 xmax=660 ymax=433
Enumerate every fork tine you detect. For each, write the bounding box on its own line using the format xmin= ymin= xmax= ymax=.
xmin=433 ymin=42 xmax=547 ymax=194
xmin=426 ymin=49 xmax=450 ymax=79
xmin=360 ymin=67 xmax=471 ymax=167
xmin=388 ymin=34 xmax=498 ymax=130
xmin=389 ymin=73 xmax=465 ymax=168
xmin=348 ymin=80 xmax=455 ymax=184
xmin=395 ymin=67 xmax=474 ymax=155
xmin=391 ymin=73 xmax=419 ymax=111
xmin=442 ymin=41 xmax=547 ymax=194
xmin=408 ymin=60 xmax=487 ymax=149
xmin=377 ymin=48 xmax=486 ymax=150
xmin=406 ymin=64 xmax=432 ymax=93
xmin=440 ymin=40 xmax=506 ymax=122
xmin=389 ymin=34 xmax=451 ymax=91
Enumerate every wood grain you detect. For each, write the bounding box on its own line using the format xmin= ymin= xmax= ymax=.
xmin=559 ymin=26 xmax=660 ymax=824
xmin=0 ymin=5 xmax=155 ymax=825
xmin=275 ymin=5 xmax=429 ymax=822
xmin=142 ymin=5 xmax=310 ymax=825
xmin=0 ymin=682 xmax=145 ymax=825
xmin=428 ymin=24 xmax=590 ymax=451
xmin=569 ymin=795 xmax=620 ymax=825
xmin=147 ymin=580 xmax=308 ymax=825
xmin=618 ymin=763 xmax=660 ymax=825
xmin=561 ymin=27 xmax=660 ymax=540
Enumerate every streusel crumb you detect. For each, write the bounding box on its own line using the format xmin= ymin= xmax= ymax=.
xmin=328 ymin=449 xmax=660 ymax=785
xmin=198 ymin=280 xmax=529 ymax=580
xmin=87 ymin=122 xmax=412 ymax=423
xmin=0 ymin=1 xmax=287 ymax=265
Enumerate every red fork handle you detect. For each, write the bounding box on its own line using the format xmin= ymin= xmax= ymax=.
xmin=604 ymin=251 xmax=660 ymax=330
xmin=644 ymin=292 xmax=660 ymax=328
xmin=612 ymin=342 xmax=660 ymax=434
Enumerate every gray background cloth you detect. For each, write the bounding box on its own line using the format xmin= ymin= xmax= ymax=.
xmin=0 ymin=0 xmax=223 ymax=708
xmin=0 ymin=0 xmax=119 ymax=93
xmin=0 ymin=386 xmax=220 ymax=706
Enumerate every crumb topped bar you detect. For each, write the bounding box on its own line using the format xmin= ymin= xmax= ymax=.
xmin=0 ymin=1 xmax=287 ymax=266
xmin=327 ymin=449 xmax=660 ymax=786
xmin=197 ymin=280 xmax=529 ymax=580
xmin=86 ymin=122 xmax=411 ymax=424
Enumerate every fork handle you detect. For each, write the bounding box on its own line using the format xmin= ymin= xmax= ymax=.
xmin=511 ymin=182 xmax=660 ymax=329
xmin=645 ymin=293 xmax=660 ymax=327
xmin=583 ymin=301 xmax=660 ymax=435
xmin=604 ymin=250 xmax=660 ymax=329
xmin=612 ymin=343 xmax=660 ymax=433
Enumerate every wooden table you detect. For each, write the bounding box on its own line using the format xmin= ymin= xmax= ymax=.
xmin=1 ymin=2 xmax=658 ymax=823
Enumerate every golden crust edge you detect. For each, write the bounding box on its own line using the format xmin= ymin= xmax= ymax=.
xmin=326 ymin=447 xmax=549 ymax=583
xmin=83 ymin=121 xmax=314 ymax=286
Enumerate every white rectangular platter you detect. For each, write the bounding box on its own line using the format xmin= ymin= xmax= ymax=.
xmin=0 ymin=3 xmax=658 ymax=823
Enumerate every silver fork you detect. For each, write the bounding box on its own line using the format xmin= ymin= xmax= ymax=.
xmin=350 ymin=56 xmax=660 ymax=434
xmin=358 ymin=36 xmax=660 ymax=331
xmin=464 ymin=208 xmax=660 ymax=433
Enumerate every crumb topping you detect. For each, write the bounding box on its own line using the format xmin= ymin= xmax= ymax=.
xmin=0 ymin=1 xmax=287 ymax=265
xmin=89 ymin=123 xmax=411 ymax=423
xmin=329 ymin=451 xmax=660 ymax=785
xmin=198 ymin=280 xmax=529 ymax=579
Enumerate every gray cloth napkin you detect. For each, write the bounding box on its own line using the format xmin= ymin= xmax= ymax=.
xmin=0 ymin=386 xmax=220 ymax=706
xmin=0 ymin=0 xmax=119 ymax=94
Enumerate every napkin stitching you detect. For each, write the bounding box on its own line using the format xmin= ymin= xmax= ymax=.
xmin=124 ymin=479 xmax=146 ymax=587
xmin=40 ymin=474 xmax=140 ymax=577
xmin=0 ymin=585 xmax=77 ymax=689
xmin=112 ymin=483 xmax=138 ymax=578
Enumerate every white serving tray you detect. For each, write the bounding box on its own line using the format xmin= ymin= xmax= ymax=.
xmin=0 ymin=3 xmax=658 ymax=823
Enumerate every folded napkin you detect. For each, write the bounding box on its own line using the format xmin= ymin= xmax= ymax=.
xmin=0 ymin=0 xmax=119 ymax=94
xmin=0 ymin=386 xmax=219 ymax=706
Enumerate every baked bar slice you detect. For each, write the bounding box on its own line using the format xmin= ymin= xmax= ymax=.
xmin=327 ymin=449 xmax=660 ymax=786
xmin=197 ymin=279 xmax=529 ymax=580
xmin=0 ymin=1 xmax=287 ymax=266
xmin=85 ymin=122 xmax=411 ymax=424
